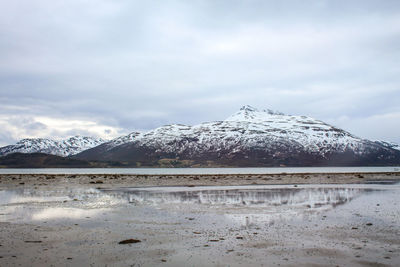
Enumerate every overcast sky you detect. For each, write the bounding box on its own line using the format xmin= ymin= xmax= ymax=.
xmin=0 ymin=0 xmax=399 ymax=146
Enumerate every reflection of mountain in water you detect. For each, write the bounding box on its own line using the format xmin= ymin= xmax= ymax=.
xmin=110 ymin=188 xmax=364 ymax=208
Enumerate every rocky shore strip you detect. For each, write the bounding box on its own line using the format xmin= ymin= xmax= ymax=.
xmin=0 ymin=172 xmax=399 ymax=188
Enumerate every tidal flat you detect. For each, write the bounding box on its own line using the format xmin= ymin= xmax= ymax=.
xmin=0 ymin=172 xmax=399 ymax=266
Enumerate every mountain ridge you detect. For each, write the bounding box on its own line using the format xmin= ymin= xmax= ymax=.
xmin=0 ymin=136 xmax=107 ymax=157
xmin=73 ymin=106 xmax=400 ymax=167
xmin=1 ymin=106 xmax=399 ymax=167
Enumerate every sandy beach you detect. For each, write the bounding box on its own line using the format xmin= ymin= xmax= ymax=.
xmin=0 ymin=172 xmax=399 ymax=266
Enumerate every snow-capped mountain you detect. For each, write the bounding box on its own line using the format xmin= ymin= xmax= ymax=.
xmin=75 ymin=106 xmax=400 ymax=166
xmin=0 ymin=136 xmax=108 ymax=157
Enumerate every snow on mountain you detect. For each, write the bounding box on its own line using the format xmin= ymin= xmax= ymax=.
xmin=104 ymin=132 xmax=141 ymax=149
xmin=0 ymin=136 xmax=108 ymax=157
xmin=75 ymin=105 xmax=400 ymax=166
xmin=223 ymin=105 xmax=364 ymax=155
xmin=122 ymin=105 xmax=363 ymax=156
xmin=374 ymin=140 xmax=400 ymax=151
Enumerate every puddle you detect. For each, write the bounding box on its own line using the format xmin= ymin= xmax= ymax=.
xmin=0 ymin=188 xmax=124 ymax=223
xmin=0 ymin=184 xmax=398 ymax=226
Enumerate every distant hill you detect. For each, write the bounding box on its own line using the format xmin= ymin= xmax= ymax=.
xmin=0 ymin=153 xmax=92 ymax=168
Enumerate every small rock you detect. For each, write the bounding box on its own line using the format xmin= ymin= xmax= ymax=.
xmin=118 ymin=239 xmax=141 ymax=244
xmin=236 ymin=236 xmax=243 ymax=239
xmin=366 ymin=223 xmax=373 ymax=226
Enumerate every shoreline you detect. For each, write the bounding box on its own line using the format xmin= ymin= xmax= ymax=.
xmin=1 ymin=172 xmax=399 ymax=188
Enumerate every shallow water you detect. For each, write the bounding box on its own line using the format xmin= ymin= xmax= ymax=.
xmin=0 ymin=166 xmax=399 ymax=175
xmin=0 ymin=183 xmax=398 ymax=225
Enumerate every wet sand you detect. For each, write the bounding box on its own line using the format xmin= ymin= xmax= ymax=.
xmin=0 ymin=172 xmax=399 ymax=266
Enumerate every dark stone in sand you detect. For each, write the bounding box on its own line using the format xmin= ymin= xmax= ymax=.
xmin=236 ymin=236 xmax=243 ymax=239
xmin=352 ymin=227 xmax=359 ymax=230
xmin=119 ymin=239 xmax=141 ymax=244
xmin=193 ymin=232 xmax=201 ymax=234
xmin=24 ymin=240 xmax=42 ymax=243
xmin=366 ymin=223 xmax=373 ymax=226
xmin=209 ymin=239 xmax=219 ymax=242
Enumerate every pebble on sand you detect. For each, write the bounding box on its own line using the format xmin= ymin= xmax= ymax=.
xmin=118 ymin=239 xmax=141 ymax=244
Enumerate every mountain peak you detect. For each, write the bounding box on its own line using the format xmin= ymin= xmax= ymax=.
xmin=240 ymin=105 xmax=259 ymax=112
xmin=226 ymin=106 xmax=285 ymax=122
xmin=238 ymin=105 xmax=284 ymax=115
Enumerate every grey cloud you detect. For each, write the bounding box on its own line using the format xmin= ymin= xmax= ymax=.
xmin=0 ymin=0 xmax=399 ymax=145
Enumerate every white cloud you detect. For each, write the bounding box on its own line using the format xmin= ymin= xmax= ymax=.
xmin=329 ymin=112 xmax=400 ymax=143
xmin=0 ymin=115 xmax=126 ymax=146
